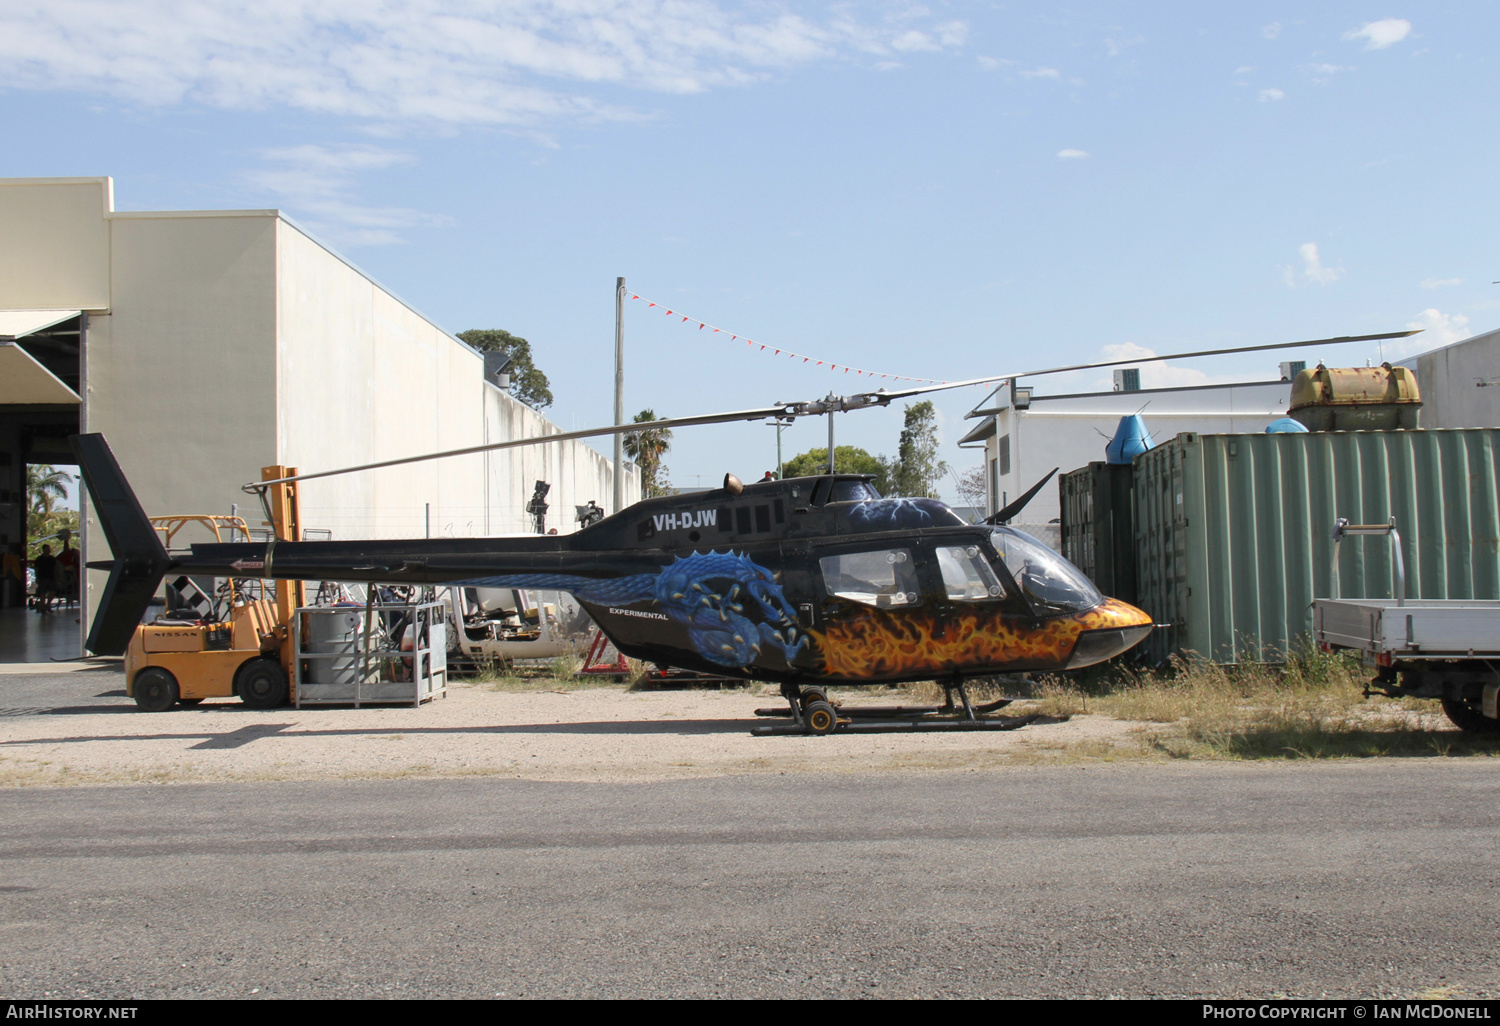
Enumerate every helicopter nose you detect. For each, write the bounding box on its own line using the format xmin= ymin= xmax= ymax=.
xmin=1066 ymin=599 xmax=1155 ymax=669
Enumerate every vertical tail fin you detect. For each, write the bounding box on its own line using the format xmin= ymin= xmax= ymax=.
xmin=69 ymin=434 xmax=170 ymax=655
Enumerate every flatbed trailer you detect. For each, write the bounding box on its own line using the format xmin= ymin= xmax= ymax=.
xmin=1311 ymin=519 xmax=1500 ymax=733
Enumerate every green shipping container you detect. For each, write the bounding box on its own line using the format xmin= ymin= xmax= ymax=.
xmin=1133 ymin=429 xmax=1500 ymax=664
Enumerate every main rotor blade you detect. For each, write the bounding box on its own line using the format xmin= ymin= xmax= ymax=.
xmin=249 ymin=327 xmax=1419 ymax=491
xmin=857 ymin=329 xmax=1421 ymax=405
xmin=250 ymin=405 xmax=791 ymax=490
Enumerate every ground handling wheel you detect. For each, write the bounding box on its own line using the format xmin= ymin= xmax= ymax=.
xmin=803 ymin=700 xmax=838 ymax=736
xmin=235 ymin=658 xmax=289 ymax=709
xmin=132 ymin=667 xmax=180 ymax=712
xmin=1441 ymin=697 xmax=1500 ymax=735
xmin=799 ymin=686 xmax=829 ymax=711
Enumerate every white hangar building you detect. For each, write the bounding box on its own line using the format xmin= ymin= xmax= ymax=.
xmin=0 ymin=177 xmax=638 ymax=640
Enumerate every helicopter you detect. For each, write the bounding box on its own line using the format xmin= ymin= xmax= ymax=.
xmin=75 ymin=328 xmax=1416 ymax=735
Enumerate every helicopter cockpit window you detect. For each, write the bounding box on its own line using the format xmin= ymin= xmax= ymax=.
xmin=819 ymin=548 xmax=919 ymax=608
xmin=989 ymin=526 xmax=1103 ymax=615
xmin=829 ymin=480 xmax=882 ymax=503
xmin=935 ymin=544 xmax=1007 ymax=602
xmin=813 ymin=479 xmax=883 ymax=505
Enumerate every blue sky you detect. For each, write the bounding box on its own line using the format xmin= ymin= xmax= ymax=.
xmin=3 ymin=2 xmax=1493 ymax=497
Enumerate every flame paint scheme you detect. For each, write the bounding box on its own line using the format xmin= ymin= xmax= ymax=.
xmin=74 ymin=434 xmax=1153 ymax=686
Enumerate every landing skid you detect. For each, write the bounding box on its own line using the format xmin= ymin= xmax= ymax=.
xmin=751 ymin=680 xmax=1066 ymax=737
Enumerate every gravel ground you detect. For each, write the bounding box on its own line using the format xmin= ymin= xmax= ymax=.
xmin=0 ymin=667 xmax=1141 ymax=786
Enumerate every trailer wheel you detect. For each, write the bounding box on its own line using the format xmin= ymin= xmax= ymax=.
xmin=236 ymin=658 xmax=289 ymax=709
xmin=133 ymin=668 xmax=180 ymax=712
xmin=1440 ymin=698 xmax=1500 ymax=735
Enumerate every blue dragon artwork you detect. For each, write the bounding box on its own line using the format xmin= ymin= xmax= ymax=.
xmin=453 ymin=550 xmax=809 ymax=669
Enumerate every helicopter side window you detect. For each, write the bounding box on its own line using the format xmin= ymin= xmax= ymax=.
xmin=818 ymin=548 xmax=919 ymax=608
xmin=935 ymin=544 xmax=1007 ymax=602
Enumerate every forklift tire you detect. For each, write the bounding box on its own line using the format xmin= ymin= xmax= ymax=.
xmin=1440 ymin=698 xmax=1500 ymax=735
xmin=133 ymin=668 xmax=180 ymax=712
xmin=236 ymin=658 xmax=289 ymax=709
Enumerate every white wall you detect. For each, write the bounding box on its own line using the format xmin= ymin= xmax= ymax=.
xmin=81 ymin=211 xmax=282 ymax=632
xmin=482 ymin=385 xmax=638 ymax=536
xmin=1413 ymin=328 xmax=1500 ymax=429
xmin=275 ymin=220 xmax=489 ymax=540
xmin=0 ymin=178 xmax=112 ymax=311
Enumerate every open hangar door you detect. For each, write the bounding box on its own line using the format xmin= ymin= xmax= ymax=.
xmin=0 ymin=310 xmax=82 ymax=622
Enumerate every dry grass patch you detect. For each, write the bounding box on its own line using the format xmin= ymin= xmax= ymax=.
xmin=1021 ymin=652 xmax=1500 ymax=761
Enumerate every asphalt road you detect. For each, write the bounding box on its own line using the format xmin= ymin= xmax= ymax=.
xmin=2 ymin=761 xmax=1499 ymax=999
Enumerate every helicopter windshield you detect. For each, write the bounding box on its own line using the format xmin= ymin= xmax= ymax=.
xmin=989 ymin=526 xmax=1103 ymax=615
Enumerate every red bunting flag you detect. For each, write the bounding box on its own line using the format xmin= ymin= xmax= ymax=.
xmin=626 ymin=291 xmax=943 ymax=385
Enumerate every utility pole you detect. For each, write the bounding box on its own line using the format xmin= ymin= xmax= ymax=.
xmin=613 ymin=277 xmax=625 ymax=513
xmin=769 ymin=417 xmax=792 ymax=478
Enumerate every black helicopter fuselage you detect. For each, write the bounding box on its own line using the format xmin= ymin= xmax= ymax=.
xmin=157 ymin=474 xmax=1152 ymax=686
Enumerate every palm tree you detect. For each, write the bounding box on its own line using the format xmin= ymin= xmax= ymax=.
xmin=623 ymin=409 xmax=673 ymax=497
xmin=26 ymin=464 xmax=73 ymax=515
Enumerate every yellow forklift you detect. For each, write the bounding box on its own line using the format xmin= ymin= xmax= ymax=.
xmin=125 ymin=467 xmax=306 ymax=711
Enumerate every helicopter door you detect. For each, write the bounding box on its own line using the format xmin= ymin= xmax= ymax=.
xmin=816 ymin=546 xmax=923 ymax=610
xmin=925 ymin=540 xmax=1026 ymax=632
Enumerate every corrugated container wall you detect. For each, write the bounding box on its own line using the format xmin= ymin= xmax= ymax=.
xmin=1133 ymin=430 xmax=1500 ymax=664
xmin=1059 ymin=462 xmax=1137 ymax=605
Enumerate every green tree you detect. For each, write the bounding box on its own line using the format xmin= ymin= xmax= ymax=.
xmin=26 ymin=464 xmax=72 ymax=516
xmin=889 ymin=400 xmax=948 ymax=498
xmin=27 ymin=464 xmax=80 ymax=559
xmin=782 ymin=446 xmax=893 ymax=493
xmin=457 ymin=328 xmax=554 ymax=409
xmin=623 ymin=409 xmax=674 ymax=497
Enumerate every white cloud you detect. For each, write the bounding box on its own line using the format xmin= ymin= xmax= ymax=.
xmin=1235 ymin=65 xmax=1255 ymax=75
xmin=1304 ymin=62 xmax=1350 ymax=83
xmin=1420 ymin=277 xmax=1464 ymax=289
xmin=976 ymin=56 xmax=1009 ymax=71
xmin=935 ymin=21 xmax=969 ymax=48
xmin=1344 ymin=18 xmax=1412 ymax=50
xmin=891 ymin=30 xmax=939 ymax=53
xmin=1282 ymin=242 xmax=1343 ymax=287
xmin=1104 ymin=34 xmax=1143 ymax=57
xmin=1057 ymin=149 xmax=1089 ymax=159
xmin=242 ymin=144 xmax=448 ymax=247
xmin=1019 ymin=67 xmax=1062 ymax=80
xmin=1396 ymin=308 xmax=1472 ymax=356
xmin=1259 ymin=87 xmax=1286 ymax=102
xmin=1262 ymin=22 xmax=1282 ymax=40
xmin=0 ymin=2 xmax=969 ymax=129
